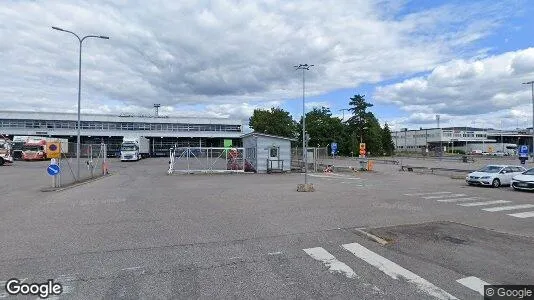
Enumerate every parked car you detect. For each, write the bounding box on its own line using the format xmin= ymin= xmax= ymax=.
xmin=466 ymin=165 xmax=526 ymax=187
xmin=493 ymin=151 xmax=505 ymax=157
xmin=511 ymin=168 xmax=534 ymax=191
xmin=482 ymin=152 xmax=490 ymax=156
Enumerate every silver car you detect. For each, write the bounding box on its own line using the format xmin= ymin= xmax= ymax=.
xmin=511 ymin=168 xmax=534 ymax=191
xmin=466 ymin=165 xmax=526 ymax=188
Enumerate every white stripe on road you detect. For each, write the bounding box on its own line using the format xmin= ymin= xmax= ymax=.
xmin=342 ymin=243 xmax=458 ymax=300
xmin=404 ymin=192 xmax=451 ymax=196
xmin=507 ymin=211 xmax=534 ymax=218
xmin=422 ymin=194 xmax=467 ymax=199
xmin=482 ymin=204 xmax=534 ymax=212
xmin=303 ymin=247 xmax=358 ymax=279
xmin=458 ymin=200 xmax=511 ymax=207
xmin=437 ymin=197 xmax=480 ymax=203
xmin=456 ymin=276 xmax=489 ymax=296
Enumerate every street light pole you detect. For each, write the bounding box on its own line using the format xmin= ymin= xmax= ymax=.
xmin=52 ymin=26 xmax=109 ymax=181
xmin=295 ymin=64 xmax=314 ymax=185
xmin=523 ymin=81 xmax=534 ymax=161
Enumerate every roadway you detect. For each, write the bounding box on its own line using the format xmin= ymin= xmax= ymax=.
xmin=0 ymin=158 xmax=532 ymax=299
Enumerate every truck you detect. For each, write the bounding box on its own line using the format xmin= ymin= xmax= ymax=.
xmin=0 ymin=135 xmax=14 ymax=166
xmin=120 ymin=136 xmax=150 ymax=161
xmin=21 ymin=137 xmax=69 ymax=161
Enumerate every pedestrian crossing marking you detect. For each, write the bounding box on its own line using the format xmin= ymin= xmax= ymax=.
xmin=404 ymin=192 xmax=451 ymax=196
xmin=422 ymin=194 xmax=467 ymax=199
xmin=303 ymin=247 xmax=358 ymax=279
xmin=437 ymin=197 xmax=481 ymax=203
xmin=482 ymin=204 xmax=534 ymax=212
xmin=456 ymin=276 xmax=489 ymax=296
xmin=458 ymin=200 xmax=511 ymax=207
xmin=507 ymin=211 xmax=534 ymax=218
xmin=342 ymin=243 xmax=458 ymax=300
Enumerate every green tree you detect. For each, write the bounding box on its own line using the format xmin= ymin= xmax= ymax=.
xmin=345 ymin=94 xmax=378 ymax=154
xmin=363 ymin=113 xmax=383 ymax=156
xmin=249 ymin=107 xmax=297 ymax=138
xmin=381 ymin=123 xmax=395 ymax=156
xmin=299 ymin=107 xmax=345 ymax=152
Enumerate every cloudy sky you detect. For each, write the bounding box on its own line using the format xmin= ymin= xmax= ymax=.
xmin=1 ymin=0 xmax=533 ymax=131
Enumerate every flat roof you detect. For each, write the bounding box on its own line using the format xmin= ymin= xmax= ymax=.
xmin=0 ymin=110 xmax=241 ymax=125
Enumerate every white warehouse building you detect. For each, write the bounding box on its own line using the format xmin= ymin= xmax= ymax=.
xmin=0 ymin=110 xmax=243 ymax=156
xmin=393 ymin=127 xmax=533 ymax=154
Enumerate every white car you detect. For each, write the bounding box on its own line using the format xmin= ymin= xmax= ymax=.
xmin=466 ymin=165 xmax=526 ymax=188
xmin=511 ymin=168 xmax=534 ymax=191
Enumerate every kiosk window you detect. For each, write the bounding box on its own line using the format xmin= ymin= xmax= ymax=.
xmin=269 ymin=147 xmax=278 ymax=158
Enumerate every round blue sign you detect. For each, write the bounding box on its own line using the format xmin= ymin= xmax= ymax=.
xmin=47 ymin=164 xmax=61 ymax=176
xmin=49 ymin=144 xmax=58 ymax=151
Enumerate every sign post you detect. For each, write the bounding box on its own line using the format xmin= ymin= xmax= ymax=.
xmin=47 ymin=159 xmax=61 ymax=188
xmin=331 ymin=142 xmax=337 ymax=157
xmin=519 ymin=145 xmax=529 ymax=165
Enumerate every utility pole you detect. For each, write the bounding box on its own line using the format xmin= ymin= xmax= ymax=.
xmin=294 ymin=64 xmax=314 ymax=185
xmin=523 ymin=81 xmax=534 ymax=161
xmin=52 ymin=26 xmax=109 ymax=181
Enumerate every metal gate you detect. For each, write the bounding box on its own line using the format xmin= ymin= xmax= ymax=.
xmin=167 ymin=146 xmax=246 ymax=174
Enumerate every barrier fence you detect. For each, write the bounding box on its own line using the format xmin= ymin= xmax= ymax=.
xmin=167 ymin=146 xmax=247 ymax=174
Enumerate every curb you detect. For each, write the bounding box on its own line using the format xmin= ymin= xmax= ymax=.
xmin=41 ymin=173 xmax=114 ymax=192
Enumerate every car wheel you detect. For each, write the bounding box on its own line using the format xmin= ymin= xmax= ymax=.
xmin=492 ymin=178 xmax=501 ymax=188
xmin=0 ymin=157 xmax=4 ymax=166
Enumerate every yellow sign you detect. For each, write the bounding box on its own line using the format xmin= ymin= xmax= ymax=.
xmin=488 ymin=146 xmax=494 ymax=153
xmin=46 ymin=141 xmax=61 ymax=159
xmin=359 ymin=143 xmax=366 ymax=150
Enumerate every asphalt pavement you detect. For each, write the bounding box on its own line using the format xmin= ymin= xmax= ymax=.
xmin=0 ymin=157 xmax=532 ymax=299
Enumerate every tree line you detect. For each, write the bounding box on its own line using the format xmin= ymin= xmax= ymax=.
xmin=249 ymin=94 xmax=395 ymax=156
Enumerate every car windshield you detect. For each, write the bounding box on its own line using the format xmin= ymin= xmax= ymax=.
xmin=524 ymin=168 xmax=534 ymax=175
xmin=22 ymin=145 xmax=42 ymax=151
xmin=477 ymin=166 xmax=502 ymax=173
xmin=121 ymin=145 xmax=137 ymax=151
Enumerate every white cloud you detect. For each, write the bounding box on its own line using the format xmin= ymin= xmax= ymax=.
xmin=305 ymin=101 xmax=330 ymax=109
xmin=376 ymin=48 xmax=534 ymax=130
xmin=0 ymin=0 xmax=522 ymax=121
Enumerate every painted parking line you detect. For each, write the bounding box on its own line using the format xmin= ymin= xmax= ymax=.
xmin=456 ymin=276 xmax=490 ymax=296
xmin=482 ymin=204 xmax=534 ymax=212
xmin=507 ymin=211 xmax=534 ymax=218
xmin=342 ymin=243 xmax=458 ymax=300
xmin=303 ymin=247 xmax=358 ymax=279
xmin=458 ymin=200 xmax=512 ymax=207
xmin=437 ymin=197 xmax=480 ymax=203
xmin=422 ymin=194 xmax=467 ymax=200
xmin=404 ymin=192 xmax=451 ymax=196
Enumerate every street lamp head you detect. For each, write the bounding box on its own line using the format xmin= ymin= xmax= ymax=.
xmin=99 ymin=35 xmax=110 ymax=39
xmin=522 ymin=81 xmax=534 ymax=85
xmin=51 ymin=26 xmax=65 ymax=32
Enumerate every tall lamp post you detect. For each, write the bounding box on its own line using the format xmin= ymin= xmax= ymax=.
xmin=523 ymin=81 xmax=534 ymax=161
xmin=294 ymin=64 xmax=314 ymax=185
xmin=52 ymin=26 xmax=109 ymax=181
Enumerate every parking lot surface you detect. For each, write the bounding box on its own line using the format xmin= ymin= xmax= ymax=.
xmin=0 ymin=157 xmax=532 ymax=299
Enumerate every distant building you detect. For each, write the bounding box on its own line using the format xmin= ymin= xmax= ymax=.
xmin=0 ymin=110 xmax=243 ymax=155
xmin=392 ymin=127 xmax=533 ymax=154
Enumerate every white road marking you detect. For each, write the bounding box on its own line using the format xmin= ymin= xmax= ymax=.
xmin=342 ymin=243 xmax=458 ymax=300
xmin=303 ymin=247 xmax=358 ymax=279
xmin=437 ymin=197 xmax=480 ymax=203
xmin=404 ymin=192 xmax=451 ymax=196
xmin=268 ymin=251 xmax=282 ymax=255
xmin=459 ymin=200 xmax=511 ymax=207
xmin=507 ymin=211 xmax=534 ymax=218
xmin=422 ymin=194 xmax=467 ymax=199
xmin=482 ymin=204 xmax=534 ymax=212
xmin=122 ymin=266 xmax=142 ymax=271
xmin=456 ymin=276 xmax=489 ymax=296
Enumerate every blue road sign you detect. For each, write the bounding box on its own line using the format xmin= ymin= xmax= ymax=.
xmin=519 ymin=145 xmax=529 ymax=158
xmin=47 ymin=164 xmax=61 ymax=176
xmin=331 ymin=142 xmax=338 ymax=154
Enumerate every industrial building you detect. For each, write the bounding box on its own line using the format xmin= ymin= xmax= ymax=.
xmin=392 ymin=127 xmax=534 ymax=154
xmin=0 ymin=110 xmax=243 ymax=156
